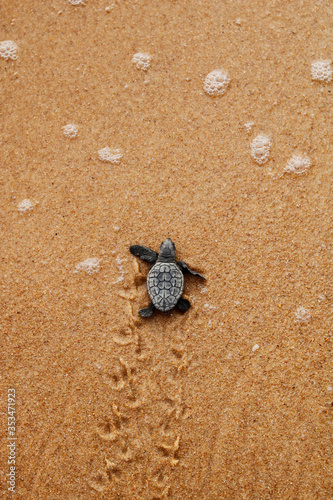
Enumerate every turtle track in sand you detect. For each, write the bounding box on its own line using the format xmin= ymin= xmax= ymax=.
xmin=90 ymin=257 xmax=191 ymax=498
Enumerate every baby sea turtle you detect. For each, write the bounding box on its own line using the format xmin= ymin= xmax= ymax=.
xmin=130 ymin=238 xmax=206 ymax=317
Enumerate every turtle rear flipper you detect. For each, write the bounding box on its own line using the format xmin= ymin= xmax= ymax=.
xmin=177 ymin=261 xmax=206 ymax=280
xmin=139 ymin=302 xmax=154 ymax=317
xmin=177 ymin=297 xmax=191 ymax=311
xmin=130 ymin=245 xmax=158 ymax=264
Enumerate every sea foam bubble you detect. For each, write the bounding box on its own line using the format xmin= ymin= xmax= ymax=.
xmin=204 ymin=69 xmax=230 ymax=96
xmin=250 ymin=134 xmax=272 ymax=164
xmin=18 ymin=199 xmax=34 ymax=213
xmin=98 ymin=147 xmax=123 ymax=163
xmin=285 ymin=154 xmax=311 ymax=175
xmin=295 ymin=307 xmax=311 ymax=323
xmin=0 ymin=41 xmax=18 ymax=60
xmin=311 ymin=60 xmax=332 ymax=83
xmin=62 ymin=124 xmax=78 ymax=138
xmin=75 ymin=258 xmax=100 ymax=275
xmin=132 ymin=52 xmax=151 ymax=71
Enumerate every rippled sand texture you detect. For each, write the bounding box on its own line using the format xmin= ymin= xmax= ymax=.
xmin=1 ymin=0 xmax=332 ymax=498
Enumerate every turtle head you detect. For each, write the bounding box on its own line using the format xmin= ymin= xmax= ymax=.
xmin=158 ymin=238 xmax=176 ymax=262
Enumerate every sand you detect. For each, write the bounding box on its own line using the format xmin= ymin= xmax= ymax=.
xmin=1 ymin=0 xmax=332 ymax=498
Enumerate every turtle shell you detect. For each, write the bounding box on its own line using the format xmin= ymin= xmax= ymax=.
xmin=147 ymin=262 xmax=184 ymax=312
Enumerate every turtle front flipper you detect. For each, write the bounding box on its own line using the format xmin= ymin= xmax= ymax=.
xmin=130 ymin=245 xmax=158 ymax=264
xmin=139 ymin=302 xmax=154 ymax=318
xmin=177 ymin=261 xmax=206 ymax=280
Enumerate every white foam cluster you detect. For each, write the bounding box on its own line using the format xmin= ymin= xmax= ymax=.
xmin=285 ymin=154 xmax=311 ymax=175
xmin=114 ymin=256 xmax=124 ymax=283
xmin=295 ymin=307 xmax=311 ymax=323
xmin=204 ymin=69 xmax=230 ymax=96
xmin=62 ymin=124 xmax=78 ymax=138
xmin=202 ymin=303 xmax=218 ymax=313
xmin=0 ymin=40 xmax=18 ymax=61
xmin=18 ymin=199 xmax=33 ymax=213
xmin=311 ymin=60 xmax=332 ymax=83
xmin=132 ymin=52 xmax=151 ymax=71
xmin=244 ymin=122 xmax=254 ymax=133
xmin=75 ymin=258 xmax=100 ymax=275
xmin=98 ymin=147 xmax=123 ymax=163
xmin=250 ymin=134 xmax=272 ymax=164
xmin=68 ymin=0 xmax=85 ymax=5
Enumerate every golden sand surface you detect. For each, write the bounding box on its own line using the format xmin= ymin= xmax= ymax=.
xmin=1 ymin=0 xmax=332 ymax=498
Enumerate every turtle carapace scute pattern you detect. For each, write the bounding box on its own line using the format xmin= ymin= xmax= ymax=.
xmin=147 ymin=262 xmax=184 ymax=312
xmin=129 ymin=238 xmax=206 ymax=317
